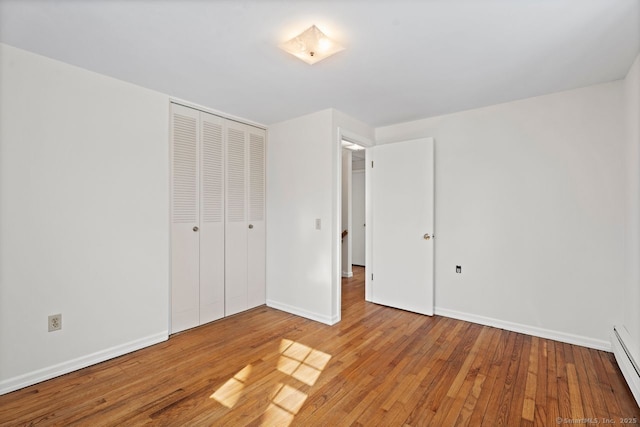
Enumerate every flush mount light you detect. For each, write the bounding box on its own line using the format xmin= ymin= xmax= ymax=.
xmin=279 ymin=25 xmax=344 ymax=65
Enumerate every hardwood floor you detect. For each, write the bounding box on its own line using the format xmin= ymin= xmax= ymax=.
xmin=1 ymin=266 xmax=638 ymax=426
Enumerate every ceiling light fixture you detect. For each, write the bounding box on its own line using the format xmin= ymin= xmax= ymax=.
xmin=279 ymin=25 xmax=344 ymax=65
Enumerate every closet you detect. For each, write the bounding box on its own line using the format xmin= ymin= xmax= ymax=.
xmin=170 ymin=103 xmax=265 ymax=334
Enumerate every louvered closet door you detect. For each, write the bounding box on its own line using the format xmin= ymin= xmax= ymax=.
xmin=225 ymin=122 xmax=248 ymax=316
xmin=247 ymin=129 xmax=266 ymax=309
xmin=199 ymin=112 xmax=225 ymax=324
xmin=171 ymin=104 xmax=200 ymax=334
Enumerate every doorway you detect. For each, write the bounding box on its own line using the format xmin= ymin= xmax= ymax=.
xmin=334 ymin=128 xmax=373 ymax=324
xmin=336 ymin=134 xmax=435 ymax=322
xmin=341 ymin=139 xmax=367 ymax=297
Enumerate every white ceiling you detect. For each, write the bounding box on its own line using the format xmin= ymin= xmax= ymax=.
xmin=1 ymin=0 xmax=638 ymax=127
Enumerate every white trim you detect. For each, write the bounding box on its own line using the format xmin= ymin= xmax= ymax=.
xmin=0 ymin=332 xmax=168 ymax=396
xmin=167 ymin=101 xmax=173 ymax=339
xmin=333 ymin=127 xmax=342 ymax=324
xmin=267 ymin=299 xmax=339 ymax=326
xmin=611 ymin=327 xmax=640 ymax=406
xmin=365 ymin=148 xmax=373 ymax=301
xmin=434 ymin=307 xmax=611 ymax=351
xmin=342 ymin=271 xmax=354 ymax=278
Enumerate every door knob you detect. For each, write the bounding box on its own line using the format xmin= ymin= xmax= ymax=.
xmin=248 ymin=224 xmax=254 ymax=229
xmin=193 ymin=226 xmax=199 ymax=232
xmin=423 ymin=233 xmax=431 ymax=240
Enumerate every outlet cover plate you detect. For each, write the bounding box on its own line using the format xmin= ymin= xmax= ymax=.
xmin=48 ymin=314 xmax=62 ymax=332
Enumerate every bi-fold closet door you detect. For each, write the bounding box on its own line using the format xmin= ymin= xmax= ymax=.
xmin=170 ymin=103 xmax=265 ymax=334
xmin=224 ymin=120 xmax=266 ymax=316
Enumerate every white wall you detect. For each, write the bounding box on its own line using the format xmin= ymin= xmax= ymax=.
xmin=353 ymin=158 xmax=366 ymax=172
xmin=352 ymin=170 xmax=366 ymax=266
xmin=266 ymin=110 xmax=335 ymax=323
xmin=376 ymin=81 xmax=626 ymax=349
xmin=0 ymin=44 xmax=170 ymax=394
xmin=623 ymin=53 xmax=640 ymax=363
xmin=267 ymin=109 xmax=373 ymax=324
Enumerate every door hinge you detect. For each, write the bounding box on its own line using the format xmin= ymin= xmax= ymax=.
xmin=371 ymin=161 xmax=374 ymax=168
xmin=371 ymin=274 xmax=374 ymax=280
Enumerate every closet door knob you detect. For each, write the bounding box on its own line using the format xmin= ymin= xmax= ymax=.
xmin=193 ymin=226 xmax=199 ymax=232
xmin=248 ymin=224 xmax=254 ymax=229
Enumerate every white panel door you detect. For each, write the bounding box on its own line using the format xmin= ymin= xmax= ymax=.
xmin=371 ymin=138 xmax=434 ymax=315
xmin=171 ymin=104 xmax=200 ymax=333
xmin=225 ymin=122 xmax=248 ymax=316
xmin=247 ymin=129 xmax=266 ymax=309
xmin=199 ymin=112 xmax=225 ymax=324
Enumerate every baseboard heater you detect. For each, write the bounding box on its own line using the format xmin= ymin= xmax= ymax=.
xmin=612 ymin=326 xmax=640 ymax=406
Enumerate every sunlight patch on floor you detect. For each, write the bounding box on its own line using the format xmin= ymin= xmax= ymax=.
xmin=210 ymin=364 xmax=252 ymax=408
xmin=274 ymin=383 xmax=308 ymax=414
xmin=261 ymin=383 xmax=308 ymax=426
xmin=262 ymin=402 xmax=295 ymax=426
xmin=209 ymin=339 xmax=331 ymax=425
xmin=260 ymin=339 xmax=332 ymax=426
xmin=277 ymin=339 xmax=331 ymax=386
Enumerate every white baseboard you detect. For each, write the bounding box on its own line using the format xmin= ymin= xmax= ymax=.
xmin=342 ymin=271 xmax=353 ymax=278
xmin=612 ymin=326 xmax=640 ymax=406
xmin=267 ymin=300 xmax=339 ymax=325
xmin=434 ymin=307 xmax=611 ymax=352
xmin=0 ymin=331 xmax=168 ymax=396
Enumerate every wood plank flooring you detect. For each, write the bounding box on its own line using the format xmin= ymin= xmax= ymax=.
xmin=1 ymin=266 xmax=638 ymax=426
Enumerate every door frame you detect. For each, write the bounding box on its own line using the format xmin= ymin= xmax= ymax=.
xmin=334 ymin=128 xmax=374 ymax=322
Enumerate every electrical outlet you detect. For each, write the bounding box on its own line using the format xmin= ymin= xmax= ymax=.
xmin=48 ymin=314 xmax=62 ymax=332
xmin=456 ymin=266 xmax=462 ymax=274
